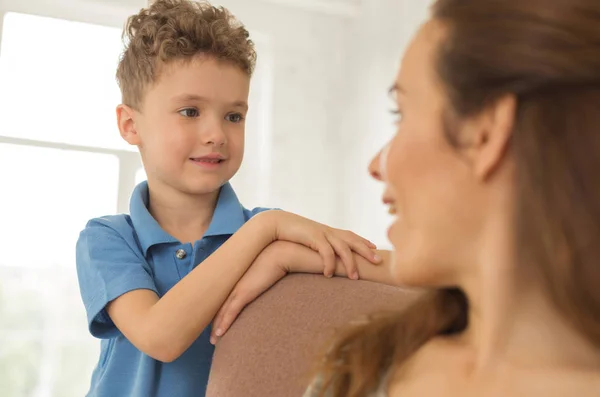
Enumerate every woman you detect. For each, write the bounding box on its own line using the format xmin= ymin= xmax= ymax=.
xmin=308 ymin=0 xmax=600 ymax=396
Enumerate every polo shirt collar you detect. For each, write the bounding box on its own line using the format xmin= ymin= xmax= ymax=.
xmin=130 ymin=181 xmax=246 ymax=255
xmin=204 ymin=182 xmax=247 ymax=237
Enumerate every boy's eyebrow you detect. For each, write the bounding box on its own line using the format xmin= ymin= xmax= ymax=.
xmin=171 ymin=93 xmax=248 ymax=110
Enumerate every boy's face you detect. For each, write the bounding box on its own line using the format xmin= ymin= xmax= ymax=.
xmin=119 ymin=55 xmax=250 ymax=196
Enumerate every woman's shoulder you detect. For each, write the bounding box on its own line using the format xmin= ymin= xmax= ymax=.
xmin=387 ymin=336 xmax=469 ymax=395
xmin=301 ymin=339 xmax=455 ymax=397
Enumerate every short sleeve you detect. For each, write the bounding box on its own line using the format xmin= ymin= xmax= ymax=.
xmin=245 ymin=207 xmax=280 ymax=219
xmin=76 ymin=218 xmax=158 ymax=339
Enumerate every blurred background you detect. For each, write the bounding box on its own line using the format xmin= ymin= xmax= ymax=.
xmin=0 ymin=0 xmax=429 ymax=395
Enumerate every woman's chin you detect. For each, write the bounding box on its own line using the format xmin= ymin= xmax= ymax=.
xmin=387 ymin=223 xmax=424 ymax=284
xmin=386 ymin=219 xmax=406 ymax=251
xmin=386 ymin=218 xmax=399 ymax=243
xmin=388 ymin=247 xmax=426 ymax=287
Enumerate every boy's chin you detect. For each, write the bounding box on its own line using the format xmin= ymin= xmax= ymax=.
xmin=180 ymin=163 xmax=239 ymax=195
xmin=147 ymin=173 xmax=232 ymax=196
xmin=181 ymin=178 xmax=229 ymax=196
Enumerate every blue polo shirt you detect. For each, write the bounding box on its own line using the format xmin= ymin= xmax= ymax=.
xmin=76 ymin=181 xmax=270 ymax=397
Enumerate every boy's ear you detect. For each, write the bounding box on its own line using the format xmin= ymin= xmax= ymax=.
xmin=116 ymin=104 xmax=141 ymax=146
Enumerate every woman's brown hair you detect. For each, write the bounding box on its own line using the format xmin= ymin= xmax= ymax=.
xmin=313 ymin=0 xmax=600 ymax=395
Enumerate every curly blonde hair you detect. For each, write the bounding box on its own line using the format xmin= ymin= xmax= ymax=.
xmin=116 ymin=0 xmax=256 ymax=109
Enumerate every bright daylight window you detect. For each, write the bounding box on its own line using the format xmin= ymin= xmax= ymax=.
xmin=0 ymin=12 xmax=137 ymax=397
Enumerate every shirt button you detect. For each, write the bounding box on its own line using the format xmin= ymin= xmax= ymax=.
xmin=175 ymin=249 xmax=187 ymax=259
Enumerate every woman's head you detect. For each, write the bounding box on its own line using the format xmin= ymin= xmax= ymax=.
xmin=371 ymin=0 xmax=600 ymax=340
xmin=369 ymin=20 xmax=517 ymax=288
xmin=314 ymin=2 xmax=600 ymax=396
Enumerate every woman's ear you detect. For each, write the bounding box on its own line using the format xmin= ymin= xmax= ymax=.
xmin=465 ymin=94 xmax=516 ymax=180
xmin=116 ymin=104 xmax=141 ymax=146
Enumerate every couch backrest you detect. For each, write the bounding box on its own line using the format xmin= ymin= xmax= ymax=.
xmin=207 ymin=273 xmax=415 ymax=397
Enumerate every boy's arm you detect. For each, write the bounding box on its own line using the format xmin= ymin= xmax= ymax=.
xmin=280 ymin=242 xmax=394 ymax=285
xmin=105 ymin=213 xmax=274 ymax=362
xmin=82 ymin=211 xmax=378 ymax=363
xmin=210 ymin=241 xmax=395 ymax=342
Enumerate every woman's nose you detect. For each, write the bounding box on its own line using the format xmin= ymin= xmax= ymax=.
xmin=369 ymin=149 xmax=384 ymax=181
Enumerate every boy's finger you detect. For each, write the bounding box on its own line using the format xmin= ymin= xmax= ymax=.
xmin=351 ymin=242 xmax=381 ymax=264
xmin=211 ymin=301 xmax=230 ymax=344
xmin=316 ymin=240 xmax=336 ymax=278
xmin=212 ymin=291 xmax=238 ymax=342
xmin=342 ymin=230 xmax=376 ymax=249
xmin=214 ymin=299 xmax=245 ymax=341
xmin=355 ymin=235 xmax=377 ymax=250
xmin=327 ymin=235 xmax=358 ymax=280
xmin=364 ymin=239 xmax=377 ymax=249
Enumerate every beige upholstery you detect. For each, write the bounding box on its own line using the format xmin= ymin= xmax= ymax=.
xmin=206 ymin=273 xmax=413 ymax=397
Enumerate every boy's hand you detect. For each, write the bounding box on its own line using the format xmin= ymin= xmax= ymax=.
xmin=261 ymin=210 xmax=380 ymax=280
xmin=210 ymin=242 xmax=288 ymax=344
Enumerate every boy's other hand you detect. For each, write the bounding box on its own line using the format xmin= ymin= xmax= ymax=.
xmin=259 ymin=210 xmax=380 ymax=280
xmin=210 ymin=241 xmax=288 ymax=344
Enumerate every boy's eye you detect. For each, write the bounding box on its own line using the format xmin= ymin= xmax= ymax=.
xmin=179 ymin=108 xmax=199 ymax=118
xmin=226 ymin=113 xmax=244 ymax=123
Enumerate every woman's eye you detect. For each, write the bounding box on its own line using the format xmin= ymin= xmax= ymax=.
xmin=226 ymin=113 xmax=244 ymax=123
xmin=179 ymin=108 xmax=199 ymax=118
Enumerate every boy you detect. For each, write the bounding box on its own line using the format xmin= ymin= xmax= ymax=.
xmin=76 ymin=1 xmax=390 ymax=396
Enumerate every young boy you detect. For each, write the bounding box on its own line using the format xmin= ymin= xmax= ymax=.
xmin=76 ymin=1 xmax=390 ymax=396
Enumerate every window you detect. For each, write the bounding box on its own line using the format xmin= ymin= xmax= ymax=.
xmin=0 ymin=12 xmax=137 ymax=397
xmin=0 ymin=12 xmax=131 ymax=151
xmin=0 ymin=9 xmax=272 ymax=397
xmin=0 ymin=144 xmax=119 ymax=397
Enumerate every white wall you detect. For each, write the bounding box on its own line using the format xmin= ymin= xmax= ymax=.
xmin=213 ymin=1 xmax=349 ymax=224
xmin=337 ymin=0 xmax=431 ymax=246
xmin=218 ymin=0 xmax=356 ymax=225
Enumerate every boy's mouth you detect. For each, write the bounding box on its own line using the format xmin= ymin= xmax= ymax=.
xmin=189 ymin=154 xmax=226 ymax=169
xmin=190 ymin=153 xmax=226 ymax=163
xmin=190 ymin=158 xmax=224 ymax=164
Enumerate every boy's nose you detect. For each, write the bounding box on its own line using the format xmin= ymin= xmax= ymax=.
xmin=205 ymin=132 xmax=226 ymax=146
xmin=201 ymin=116 xmax=227 ymax=146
